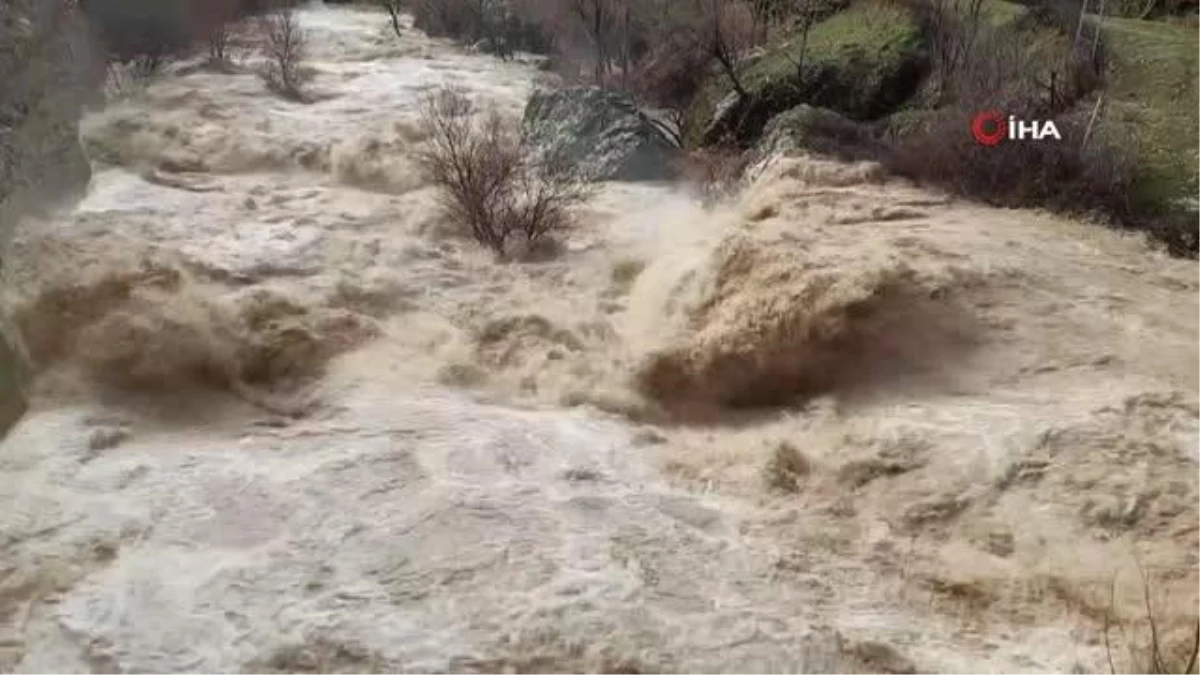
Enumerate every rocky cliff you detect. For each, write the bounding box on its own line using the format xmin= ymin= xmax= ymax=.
xmin=0 ymin=0 xmax=96 ymax=433
xmin=1 ymin=0 xmax=95 ymax=221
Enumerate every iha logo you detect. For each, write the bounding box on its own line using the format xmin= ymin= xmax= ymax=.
xmin=970 ymin=110 xmax=1062 ymax=146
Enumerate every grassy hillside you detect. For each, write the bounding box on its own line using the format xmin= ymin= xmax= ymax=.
xmin=743 ymin=1 xmax=924 ymax=100
xmin=686 ymin=0 xmax=926 ymax=145
xmin=1103 ymin=16 xmax=1199 ymax=213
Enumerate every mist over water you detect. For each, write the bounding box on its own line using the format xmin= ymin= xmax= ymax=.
xmin=1 ymin=4 xmax=1196 ymax=672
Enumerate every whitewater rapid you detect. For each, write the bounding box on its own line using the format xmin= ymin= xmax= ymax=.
xmin=1 ymin=4 xmax=1196 ymax=673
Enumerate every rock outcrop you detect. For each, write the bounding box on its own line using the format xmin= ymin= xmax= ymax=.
xmin=752 ymin=104 xmax=875 ymax=162
xmin=1 ymin=0 xmax=95 ymax=222
xmin=0 ymin=0 xmax=96 ymax=434
xmin=523 ymin=87 xmax=679 ymax=182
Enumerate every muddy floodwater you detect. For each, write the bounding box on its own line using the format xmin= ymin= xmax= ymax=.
xmin=1 ymin=4 xmax=1196 ymax=673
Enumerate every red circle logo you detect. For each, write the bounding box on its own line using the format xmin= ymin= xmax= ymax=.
xmin=970 ymin=111 xmax=1006 ymax=146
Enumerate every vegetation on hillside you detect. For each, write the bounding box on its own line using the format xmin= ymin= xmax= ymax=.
xmin=685 ymin=1 xmax=927 ymax=145
xmin=0 ymin=0 xmax=1183 ymax=258
xmin=354 ymin=0 xmax=1194 ymax=253
xmin=1103 ymin=16 xmax=1198 ymax=214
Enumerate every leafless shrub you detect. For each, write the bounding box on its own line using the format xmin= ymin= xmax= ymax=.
xmin=406 ymin=0 xmax=484 ymax=38
xmin=626 ymin=27 xmax=711 ymax=135
xmin=1104 ymin=566 xmax=1200 ymax=674
xmin=914 ymin=0 xmax=988 ymax=103
xmin=883 ymin=100 xmax=1139 ymax=217
xmin=675 ymin=142 xmax=750 ymax=204
xmin=259 ymin=4 xmax=307 ymax=100
xmin=207 ymin=22 xmax=234 ymax=67
xmin=415 ymin=89 xmax=595 ymax=258
xmin=405 ymin=0 xmax=547 ymax=58
xmin=381 ymin=0 xmax=404 ymax=38
xmin=905 ymin=0 xmax=1104 ymax=111
xmin=565 ymin=0 xmax=619 ymax=81
xmin=882 ymin=0 xmax=1138 ymax=225
xmin=104 ymin=52 xmax=169 ymax=96
xmin=615 ymin=0 xmax=762 ymax=147
xmin=679 ymin=0 xmax=758 ymax=99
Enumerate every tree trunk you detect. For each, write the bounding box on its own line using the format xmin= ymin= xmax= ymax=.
xmin=385 ymin=2 xmax=402 ymax=38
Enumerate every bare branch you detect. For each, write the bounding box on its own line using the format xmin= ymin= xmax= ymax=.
xmin=416 ymin=89 xmax=595 ymax=258
xmin=259 ymin=4 xmax=307 ymax=100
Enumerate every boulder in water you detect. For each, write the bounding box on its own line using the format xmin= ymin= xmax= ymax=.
xmin=523 ymin=87 xmax=679 ymax=182
xmin=753 ymin=104 xmax=876 ymax=161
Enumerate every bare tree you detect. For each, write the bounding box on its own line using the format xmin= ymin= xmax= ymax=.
xmin=779 ymin=0 xmax=817 ymax=83
xmin=616 ymin=0 xmax=633 ymax=87
xmin=381 ymin=0 xmax=403 ymax=38
xmin=569 ymin=0 xmax=614 ymax=83
xmin=185 ymin=0 xmax=242 ymax=70
xmin=259 ymin=4 xmax=307 ymax=99
xmin=748 ymin=0 xmax=796 ymax=39
xmin=208 ymin=22 xmax=233 ymax=66
xmin=415 ymin=89 xmax=594 ymax=257
xmin=688 ymin=0 xmax=755 ymax=99
xmin=922 ymin=0 xmax=987 ymax=101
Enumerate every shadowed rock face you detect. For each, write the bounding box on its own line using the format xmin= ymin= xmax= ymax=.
xmin=1 ymin=0 xmax=94 ymax=222
xmin=1 ymin=0 xmax=96 ymax=433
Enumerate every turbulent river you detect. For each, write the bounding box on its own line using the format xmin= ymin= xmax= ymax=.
xmin=1 ymin=4 xmax=1197 ymax=673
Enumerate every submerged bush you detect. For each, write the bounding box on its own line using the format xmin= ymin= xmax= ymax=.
xmin=415 ymin=89 xmax=595 ymax=258
xmin=258 ymin=4 xmax=308 ymax=100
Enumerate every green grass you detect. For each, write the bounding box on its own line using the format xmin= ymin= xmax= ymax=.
xmin=685 ymin=0 xmax=925 ymax=145
xmin=1103 ymin=17 xmax=1199 ymax=212
xmin=745 ymin=1 xmax=923 ymax=93
xmin=982 ymin=0 xmax=1027 ymax=25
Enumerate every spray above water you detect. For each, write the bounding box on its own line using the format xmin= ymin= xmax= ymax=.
xmin=5 ymin=233 xmax=378 ymax=407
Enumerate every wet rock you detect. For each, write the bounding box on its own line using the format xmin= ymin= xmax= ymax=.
xmin=0 ymin=334 xmax=27 ymax=436
xmin=1 ymin=0 xmax=95 ymax=437
xmin=632 ymin=428 xmax=667 ymax=446
xmin=655 ymin=495 xmax=722 ymax=531
xmin=523 ymin=87 xmax=679 ymax=182
xmin=901 ymin=492 xmax=972 ymax=528
xmin=984 ymin=529 xmax=1015 ymax=558
xmin=87 ymin=426 xmax=130 ymax=453
xmin=0 ymin=0 xmax=95 ymax=223
xmin=751 ymin=104 xmax=876 ymax=162
xmin=702 ymin=92 xmax=743 ymax=145
xmin=850 ymin=640 xmax=918 ymax=674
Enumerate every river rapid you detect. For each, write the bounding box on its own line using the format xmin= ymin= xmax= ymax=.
xmin=1 ymin=4 xmax=1196 ymax=673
